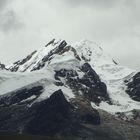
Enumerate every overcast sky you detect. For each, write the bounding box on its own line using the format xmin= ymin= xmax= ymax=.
xmin=0 ymin=0 xmax=140 ymax=69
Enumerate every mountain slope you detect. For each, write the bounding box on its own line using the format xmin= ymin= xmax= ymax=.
xmin=0 ymin=39 xmax=140 ymax=139
xmin=6 ymin=39 xmax=140 ymax=113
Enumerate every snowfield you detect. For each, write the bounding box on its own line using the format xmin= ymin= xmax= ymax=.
xmin=1 ymin=39 xmax=140 ymax=115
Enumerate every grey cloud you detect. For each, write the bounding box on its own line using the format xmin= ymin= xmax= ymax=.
xmin=0 ymin=0 xmax=8 ymax=9
xmin=0 ymin=0 xmax=140 ymax=70
xmin=0 ymin=0 xmax=23 ymax=33
xmin=61 ymin=0 xmax=121 ymax=8
xmin=0 ymin=10 xmax=23 ymax=32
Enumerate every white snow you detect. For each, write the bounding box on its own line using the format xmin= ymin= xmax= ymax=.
xmin=20 ymin=95 xmax=37 ymax=103
xmin=73 ymin=40 xmax=140 ymax=114
xmin=0 ymin=69 xmax=54 ymax=95
xmin=2 ymin=39 xmax=140 ymax=114
xmin=0 ymin=67 xmax=75 ymax=104
xmin=6 ymin=39 xmax=63 ymax=72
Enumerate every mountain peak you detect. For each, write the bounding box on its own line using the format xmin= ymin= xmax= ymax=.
xmin=6 ymin=39 xmax=116 ymax=73
xmin=0 ymin=62 xmax=6 ymax=70
xmin=45 ymin=39 xmax=66 ymax=47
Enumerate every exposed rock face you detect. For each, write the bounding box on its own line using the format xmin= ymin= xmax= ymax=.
xmin=0 ymin=63 xmax=6 ymax=70
xmin=0 ymin=85 xmax=44 ymax=107
xmin=26 ymin=89 xmax=74 ymax=135
xmin=55 ymin=63 xmax=110 ymax=104
xmin=0 ymin=83 xmax=45 ymax=133
xmin=0 ymin=89 xmax=102 ymax=139
xmin=45 ymin=39 xmax=55 ymax=47
xmin=8 ymin=51 xmax=37 ymax=72
xmin=26 ymin=90 xmax=100 ymax=136
xmin=125 ymin=72 xmax=140 ymax=101
xmin=80 ymin=63 xmax=109 ymax=103
xmin=115 ymin=109 xmax=140 ymax=122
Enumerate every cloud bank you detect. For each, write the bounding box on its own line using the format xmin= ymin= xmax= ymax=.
xmin=0 ymin=0 xmax=140 ymax=69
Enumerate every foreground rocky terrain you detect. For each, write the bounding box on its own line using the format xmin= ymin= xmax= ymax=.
xmin=0 ymin=39 xmax=140 ymax=140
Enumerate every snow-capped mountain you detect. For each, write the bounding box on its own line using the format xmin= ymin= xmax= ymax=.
xmin=5 ymin=39 xmax=140 ymax=113
xmin=0 ymin=39 xmax=140 ymax=139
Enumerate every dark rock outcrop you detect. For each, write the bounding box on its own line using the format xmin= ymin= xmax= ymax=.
xmin=80 ymin=63 xmax=109 ymax=104
xmin=31 ymin=40 xmax=68 ymax=71
xmin=8 ymin=50 xmax=37 ymax=72
xmin=0 ymin=85 xmax=44 ymax=107
xmin=26 ymin=90 xmax=101 ymax=136
xmin=0 ymin=89 xmax=102 ymax=139
xmin=0 ymin=63 xmax=6 ymax=70
xmin=26 ymin=89 xmax=74 ymax=135
xmin=45 ymin=39 xmax=55 ymax=47
xmin=125 ymin=72 xmax=140 ymax=102
xmin=55 ymin=63 xmax=110 ymax=104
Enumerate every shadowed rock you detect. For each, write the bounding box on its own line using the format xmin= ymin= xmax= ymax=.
xmin=55 ymin=63 xmax=110 ymax=104
xmin=126 ymin=72 xmax=140 ymax=101
xmin=26 ymin=89 xmax=100 ymax=136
